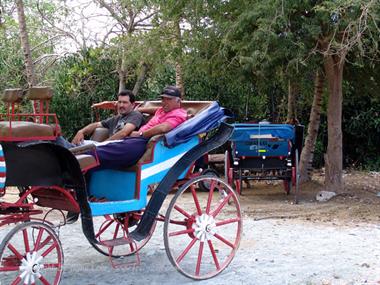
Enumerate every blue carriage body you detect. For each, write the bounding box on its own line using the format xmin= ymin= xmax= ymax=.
xmin=88 ymin=136 xmax=199 ymax=216
xmin=230 ymin=123 xmax=295 ymax=157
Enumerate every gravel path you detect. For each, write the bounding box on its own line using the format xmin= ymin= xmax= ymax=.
xmin=52 ymin=218 xmax=380 ymax=285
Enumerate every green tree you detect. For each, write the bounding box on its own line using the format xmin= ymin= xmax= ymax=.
xmin=219 ymin=0 xmax=379 ymax=191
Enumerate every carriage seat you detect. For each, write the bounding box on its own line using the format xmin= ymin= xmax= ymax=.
xmin=76 ymin=154 xmax=98 ymax=172
xmin=1 ymin=88 xmax=24 ymax=103
xmin=0 ymin=121 xmax=56 ymax=138
xmin=0 ymin=87 xmax=60 ymax=141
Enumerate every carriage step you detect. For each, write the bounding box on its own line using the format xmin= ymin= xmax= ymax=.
xmin=101 ymin=237 xmax=133 ymax=247
xmin=101 ymin=238 xmax=141 ymax=269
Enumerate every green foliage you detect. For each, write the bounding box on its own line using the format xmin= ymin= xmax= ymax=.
xmin=342 ymin=61 xmax=380 ymax=169
xmin=50 ymin=49 xmax=118 ymax=139
xmin=0 ymin=13 xmax=25 ymax=90
xmin=1 ymin=0 xmax=379 ymax=171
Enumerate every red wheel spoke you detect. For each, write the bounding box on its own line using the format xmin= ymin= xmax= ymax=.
xmin=41 ymin=241 xmax=58 ymax=258
xmin=0 ymin=266 xmax=19 ymax=272
xmin=195 ymin=242 xmax=204 ymax=276
xmin=39 ymin=275 xmax=50 ymax=285
xmin=176 ymin=238 xmax=197 ymax=264
xmin=95 ymin=220 xmax=114 ymax=238
xmin=214 ymin=233 xmax=235 ymax=249
xmin=35 ymin=236 xmax=52 ymax=252
xmin=169 ymin=228 xmax=195 ymax=237
xmin=174 ymin=205 xmax=191 ymax=219
xmin=22 ymin=229 xmax=30 ymax=253
xmin=7 ymin=243 xmax=24 ymax=260
xmin=207 ymin=240 xmax=220 ymax=270
xmin=212 ymin=192 xmax=234 ymax=218
xmin=42 ymin=263 xmax=60 ymax=268
xmin=167 ymin=219 xmax=188 ymax=226
xmin=190 ymin=185 xmax=202 ymax=215
xmin=10 ymin=276 xmax=21 ymax=285
xmin=205 ymin=180 xmax=216 ymax=214
xmin=113 ymin=223 xmax=120 ymax=239
xmin=129 ymin=241 xmax=135 ymax=252
xmin=33 ymin=228 xmax=45 ymax=252
xmin=215 ymin=217 xmax=240 ymax=227
xmin=109 ymin=246 xmax=115 ymax=256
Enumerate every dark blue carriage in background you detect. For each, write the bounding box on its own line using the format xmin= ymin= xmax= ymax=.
xmin=225 ymin=122 xmax=304 ymax=202
xmin=0 ymin=87 xmax=242 ymax=284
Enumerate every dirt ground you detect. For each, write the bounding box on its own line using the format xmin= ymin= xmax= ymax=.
xmin=1 ymin=170 xmax=379 ymax=284
xmin=240 ymin=170 xmax=380 ymax=224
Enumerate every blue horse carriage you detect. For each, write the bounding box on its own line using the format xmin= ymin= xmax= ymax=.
xmin=0 ymin=88 xmax=242 ymax=284
xmin=225 ymin=122 xmax=304 ymax=202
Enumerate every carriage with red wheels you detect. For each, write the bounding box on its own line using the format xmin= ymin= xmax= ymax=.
xmin=224 ymin=122 xmax=304 ymax=203
xmin=0 ymin=87 xmax=242 ymax=284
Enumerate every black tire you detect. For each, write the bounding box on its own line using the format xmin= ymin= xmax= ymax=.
xmin=198 ymin=168 xmax=220 ymax=192
xmin=283 ymin=179 xmax=292 ymax=195
xmin=294 ymin=149 xmax=300 ymax=204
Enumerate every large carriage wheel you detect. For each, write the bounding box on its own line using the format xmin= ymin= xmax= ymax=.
xmin=90 ymin=211 xmax=156 ymax=258
xmin=164 ymin=175 xmax=242 ymax=280
xmin=0 ymin=221 xmax=63 ymax=285
xmin=292 ymin=149 xmax=300 ymax=204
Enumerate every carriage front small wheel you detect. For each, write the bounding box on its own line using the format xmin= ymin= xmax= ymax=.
xmin=90 ymin=212 xmax=156 ymax=258
xmin=0 ymin=221 xmax=63 ymax=285
xmin=163 ymin=175 xmax=242 ymax=280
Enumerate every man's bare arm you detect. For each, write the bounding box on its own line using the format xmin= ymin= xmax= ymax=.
xmin=130 ymin=122 xmax=172 ymax=139
xmin=137 ymin=106 xmax=159 ymax=115
xmin=106 ymin=123 xmax=136 ymax=141
xmin=72 ymin=122 xmax=102 ymax=145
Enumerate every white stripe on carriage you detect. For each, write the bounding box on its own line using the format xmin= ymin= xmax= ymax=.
xmin=0 ymin=161 xmax=5 ymax=167
xmin=0 ymin=177 xmax=5 ymax=183
xmin=141 ymin=152 xmax=186 ymax=180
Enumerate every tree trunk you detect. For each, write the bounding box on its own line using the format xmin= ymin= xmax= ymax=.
xmin=174 ymin=18 xmax=185 ymax=98
xmin=16 ymin=0 xmax=36 ymax=87
xmin=286 ymin=79 xmax=297 ymax=122
xmin=175 ymin=61 xmax=184 ymax=97
xmin=118 ymin=58 xmax=126 ymax=92
xmin=299 ymin=71 xmax=324 ymax=182
xmin=323 ymin=53 xmax=345 ymax=193
xmin=133 ymin=62 xmax=149 ymax=96
xmin=118 ymin=71 xmax=126 ymax=92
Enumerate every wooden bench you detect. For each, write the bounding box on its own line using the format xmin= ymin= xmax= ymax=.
xmin=0 ymin=87 xmax=60 ymax=141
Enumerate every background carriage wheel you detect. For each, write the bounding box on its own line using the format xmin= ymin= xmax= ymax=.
xmin=198 ymin=168 xmax=220 ymax=192
xmin=164 ymin=175 xmax=242 ymax=280
xmin=90 ymin=211 xmax=156 ymax=258
xmin=0 ymin=221 xmax=63 ymax=285
xmin=224 ymin=150 xmax=240 ymax=194
xmin=224 ymin=150 xmax=232 ymax=185
xmin=293 ymin=149 xmax=300 ymax=204
xmin=283 ymin=179 xmax=292 ymax=195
